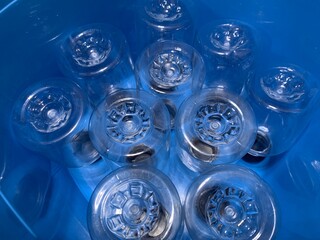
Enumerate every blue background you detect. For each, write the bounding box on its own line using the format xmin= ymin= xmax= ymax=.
xmin=1 ymin=0 xmax=320 ymax=239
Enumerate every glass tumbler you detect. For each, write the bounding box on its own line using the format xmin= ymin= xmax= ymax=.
xmin=175 ymin=87 xmax=256 ymax=172
xmin=135 ymin=40 xmax=205 ymax=127
xmin=58 ymin=23 xmax=136 ymax=106
xmin=11 ymin=78 xmax=100 ymax=167
xmin=89 ymin=89 xmax=170 ymax=167
xmin=133 ymin=0 xmax=194 ymax=60
xmin=184 ymin=164 xmax=277 ymax=240
xmin=88 ymin=166 xmax=182 ymax=240
xmin=245 ymin=65 xmax=320 ymax=158
xmin=194 ymin=20 xmax=257 ymax=94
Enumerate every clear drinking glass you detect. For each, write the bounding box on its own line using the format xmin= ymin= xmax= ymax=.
xmin=175 ymin=87 xmax=257 ymax=172
xmin=244 ymin=64 xmax=320 ymax=159
xmin=194 ymin=20 xmax=257 ymax=94
xmin=132 ymin=0 xmax=194 ymax=60
xmin=184 ymin=164 xmax=277 ymax=240
xmin=135 ymin=40 xmax=205 ymax=127
xmin=159 ymin=131 xmax=200 ymax=205
xmin=88 ymin=166 xmax=182 ymax=240
xmin=89 ymin=89 xmax=170 ymax=167
xmin=11 ymin=78 xmax=100 ymax=167
xmin=58 ymin=23 xmax=136 ymax=106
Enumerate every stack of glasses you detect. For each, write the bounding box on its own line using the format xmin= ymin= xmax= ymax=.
xmin=5 ymin=0 xmax=320 ymax=239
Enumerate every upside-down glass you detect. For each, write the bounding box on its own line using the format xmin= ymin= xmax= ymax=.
xmin=175 ymin=87 xmax=256 ymax=172
xmin=135 ymin=40 xmax=205 ymax=127
xmin=132 ymin=0 xmax=194 ymax=60
xmin=244 ymin=64 xmax=320 ymax=158
xmin=58 ymin=23 xmax=136 ymax=106
xmin=11 ymin=78 xmax=100 ymax=167
xmin=89 ymin=89 xmax=170 ymax=167
xmin=194 ymin=20 xmax=257 ymax=94
xmin=184 ymin=164 xmax=277 ymax=240
xmin=88 ymin=166 xmax=182 ymax=240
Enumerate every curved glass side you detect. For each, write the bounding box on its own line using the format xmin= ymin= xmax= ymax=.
xmin=184 ymin=164 xmax=277 ymax=240
xmin=88 ymin=166 xmax=182 ymax=240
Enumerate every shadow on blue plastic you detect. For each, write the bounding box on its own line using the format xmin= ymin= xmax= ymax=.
xmin=0 ymin=134 xmax=51 ymax=239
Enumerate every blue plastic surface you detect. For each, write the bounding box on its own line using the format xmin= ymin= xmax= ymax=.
xmin=1 ymin=0 xmax=320 ymax=239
